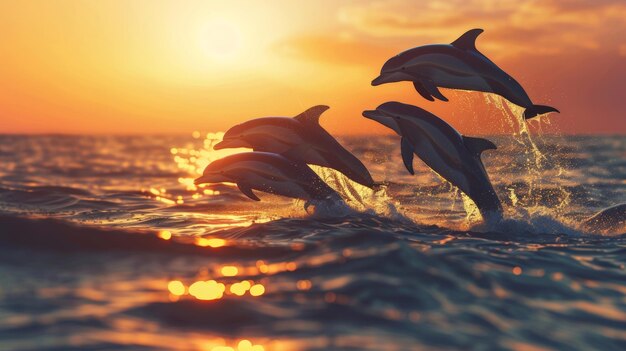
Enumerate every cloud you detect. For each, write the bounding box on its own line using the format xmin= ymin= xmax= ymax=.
xmin=337 ymin=0 xmax=626 ymax=59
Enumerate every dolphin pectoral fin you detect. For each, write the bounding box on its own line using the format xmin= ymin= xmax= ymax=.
xmin=237 ymin=183 xmax=261 ymax=201
xmin=523 ymin=105 xmax=560 ymax=120
xmin=412 ymin=81 xmax=435 ymax=101
xmin=421 ymin=79 xmax=449 ymax=102
xmin=450 ymin=28 xmax=484 ymax=52
xmin=293 ymin=105 xmax=330 ymax=125
xmin=462 ymin=136 xmax=497 ymax=156
xmin=401 ymin=137 xmax=415 ymax=175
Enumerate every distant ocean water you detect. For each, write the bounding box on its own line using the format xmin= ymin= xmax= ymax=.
xmin=0 ymin=133 xmax=625 ymax=351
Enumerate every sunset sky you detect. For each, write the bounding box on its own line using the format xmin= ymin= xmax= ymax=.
xmin=1 ymin=0 xmax=624 ymax=135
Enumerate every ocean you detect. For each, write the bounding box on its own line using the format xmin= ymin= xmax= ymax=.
xmin=0 ymin=131 xmax=625 ymax=351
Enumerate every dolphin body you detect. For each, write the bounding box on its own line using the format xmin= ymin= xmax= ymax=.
xmin=213 ymin=106 xmax=377 ymax=188
xmin=371 ymin=29 xmax=559 ymax=120
xmin=363 ymin=102 xmax=502 ymax=221
xmin=582 ymin=203 xmax=626 ymax=234
xmin=195 ymin=151 xmax=341 ymax=209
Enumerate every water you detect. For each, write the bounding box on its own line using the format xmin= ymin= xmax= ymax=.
xmin=0 ymin=132 xmax=625 ymax=351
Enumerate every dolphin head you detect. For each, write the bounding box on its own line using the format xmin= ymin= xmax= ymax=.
xmin=371 ymin=71 xmax=414 ymax=86
xmin=362 ymin=108 xmax=402 ymax=135
xmin=376 ymin=101 xmax=425 ymax=117
xmin=364 ymin=102 xmax=436 ymax=135
xmin=214 ymin=123 xmax=254 ymax=150
xmin=372 ymin=49 xmax=423 ymax=86
xmin=194 ymin=158 xmax=232 ymax=185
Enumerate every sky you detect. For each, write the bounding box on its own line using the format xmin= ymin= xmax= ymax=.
xmin=0 ymin=0 xmax=624 ymax=135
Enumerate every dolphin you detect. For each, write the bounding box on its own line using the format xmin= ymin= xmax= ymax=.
xmin=195 ymin=151 xmax=341 ymax=209
xmin=363 ymin=101 xmax=502 ymax=221
xmin=213 ymin=105 xmax=377 ymax=188
xmin=582 ymin=203 xmax=626 ymax=234
xmin=371 ymin=29 xmax=559 ymax=120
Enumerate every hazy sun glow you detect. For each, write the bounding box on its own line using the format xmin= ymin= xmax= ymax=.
xmin=201 ymin=19 xmax=243 ymax=61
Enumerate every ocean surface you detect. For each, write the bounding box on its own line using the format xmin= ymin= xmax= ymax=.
xmin=0 ymin=130 xmax=625 ymax=350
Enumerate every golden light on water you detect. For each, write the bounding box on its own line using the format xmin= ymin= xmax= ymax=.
xmin=167 ymin=280 xmax=186 ymax=296
xmin=167 ymin=278 xmax=267 ymax=301
xmin=221 ymin=266 xmax=239 ymax=277
xmin=229 ymin=281 xmax=249 ymax=296
xmin=158 ymin=230 xmax=172 ymax=240
xmin=208 ymin=339 xmax=265 ymax=351
xmin=236 ymin=339 xmax=264 ymax=351
xmin=188 ymin=280 xmax=226 ymax=301
xmin=296 ymin=280 xmax=312 ymax=291
xmin=146 ymin=132 xmax=252 ymax=209
xmin=195 ymin=237 xmax=227 ymax=248
xmin=256 ymin=260 xmax=269 ymax=274
xmin=249 ymin=284 xmax=265 ymax=297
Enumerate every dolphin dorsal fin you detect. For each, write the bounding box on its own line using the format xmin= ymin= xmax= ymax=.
xmin=293 ymin=105 xmax=329 ymax=125
xmin=463 ymin=136 xmax=497 ymax=156
xmin=450 ymin=29 xmax=483 ymax=52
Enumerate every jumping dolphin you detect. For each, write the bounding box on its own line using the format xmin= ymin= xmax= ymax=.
xmin=195 ymin=152 xmax=341 ymax=209
xmin=582 ymin=203 xmax=626 ymax=234
xmin=213 ymin=106 xmax=377 ymax=188
xmin=371 ymin=29 xmax=559 ymax=120
xmin=363 ymin=102 xmax=502 ymax=221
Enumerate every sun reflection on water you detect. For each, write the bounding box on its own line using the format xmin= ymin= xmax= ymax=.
xmin=197 ymin=339 xmax=266 ymax=351
xmin=195 ymin=237 xmax=226 ymax=248
xmin=167 ymin=278 xmax=266 ymax=301
xmin=144 ymin=132 xmax=250 ymax=208
xmin=158 ymin=230 xmax=173 ymax=240
xmin=221 ymin=266 xmax=239 ymax=277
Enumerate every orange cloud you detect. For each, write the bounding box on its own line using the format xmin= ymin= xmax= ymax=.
xmin=337 ymin=0 xmax=626 ymax=59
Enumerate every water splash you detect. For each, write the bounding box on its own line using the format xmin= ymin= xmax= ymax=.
xmin=483 ymin=94 xmax=571 ymax=216
xmin=460 ymin=192 xmax=482 ymax=227
xmin=309 ymin=165 xmax=401 ymax=218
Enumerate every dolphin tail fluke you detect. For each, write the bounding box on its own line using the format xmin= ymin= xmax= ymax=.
xmin=523 ymin=105 xmax=559 ymax=120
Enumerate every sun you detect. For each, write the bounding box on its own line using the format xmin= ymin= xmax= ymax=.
xmin=201 ymin=19 xmax=242 ymax=61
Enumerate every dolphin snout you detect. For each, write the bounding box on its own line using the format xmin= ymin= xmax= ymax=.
xmin=362 ymin=110 xmax=383 ymax=120
xmin=213 ymin=141 xmax=227 ymax=150
xmin=371 ymin=74 xmax=386 ymax=86
xmin=362 ymin=110 xmax=388 ymax=122
xmin=195 ymin=172 xmax=228 ymax=185
xmin=372 ymin=71 xmax=410 ymax=86
xmin=194 ymin=175 xmax=207 ymax=185
xmin=214 ymin=139 xmax=249 ymax=150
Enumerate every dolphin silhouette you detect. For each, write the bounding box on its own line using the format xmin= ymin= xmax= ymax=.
xmin=371 ymin=29 xmax=559 ymax=120
xmin=363 ymin=102 xmax=502 ymax=221
xmin=195 ymin=152 xmax=341 ymax=209
xmin=213 ymin=105 xmax=377 ymax=188
xmin=582 ymin=203 xmax=626 ymax=234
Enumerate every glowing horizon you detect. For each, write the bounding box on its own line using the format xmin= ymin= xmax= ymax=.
xmin=1 ymin=1 xmax=624 ymax=135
